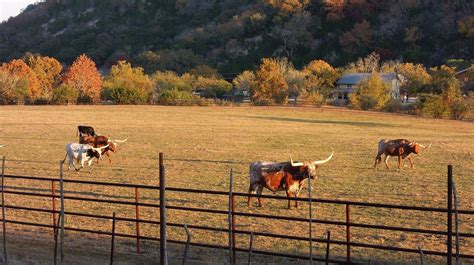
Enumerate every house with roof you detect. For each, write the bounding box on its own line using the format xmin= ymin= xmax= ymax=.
xmin=332 ymin=72 xmax=406 ymax=104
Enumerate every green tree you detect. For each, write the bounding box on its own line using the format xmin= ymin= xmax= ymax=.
xmin=103 ymin=61 xmax=154 ymax=104
xmin=0 ymin=70 xmax=29 ymax=103
xmin=349 ymin=72 xmax=391 ymax=110
xmin=52 ymin=84 xmax=79 ymax=104
xmin=397 ymin=63 xmax=431 ymax=94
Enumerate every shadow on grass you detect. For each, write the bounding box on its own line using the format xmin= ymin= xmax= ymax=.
xmin=247 ymin=115 xmax=392 ymax=127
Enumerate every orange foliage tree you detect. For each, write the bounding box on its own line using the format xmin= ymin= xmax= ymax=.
xmin=62 ymin=54 xmax=102 ymax=102
xmin=339 ymin=19 xmax=373 ymax=53
xmin=24 ymin=54 xmax=63 ymax=100
xmin=0 ymin=59 xmax=41 ymax=100
xmin=253 ymin=58 xmax=288 ymax=104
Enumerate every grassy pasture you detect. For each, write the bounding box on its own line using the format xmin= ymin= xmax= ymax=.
xmin=0 ymin=105 xmax=473 ymax=264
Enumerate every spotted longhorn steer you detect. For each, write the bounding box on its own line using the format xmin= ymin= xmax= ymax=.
xmin=62 ymin=143 xmax=109 ymax=171
xmin=79 ymin=136 xmax=127 ymax=164
xmin=247 ymin=151 xmax=334 ymax=208
xmin=374 ymin=139 xmax=431 ymax=170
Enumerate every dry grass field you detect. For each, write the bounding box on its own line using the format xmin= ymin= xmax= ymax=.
xmin=0 ymin=105 xmax=473 ymax=264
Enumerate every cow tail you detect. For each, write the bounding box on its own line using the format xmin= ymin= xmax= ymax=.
xmin=61 ymin=152 xmax=67 ymax=165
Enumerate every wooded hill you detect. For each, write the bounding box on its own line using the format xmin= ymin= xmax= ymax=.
xmin=0 ymin=0 xmax=473 ymax=74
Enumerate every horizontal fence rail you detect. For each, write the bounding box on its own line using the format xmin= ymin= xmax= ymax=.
xmin=1 ymin=168 xmax=474 ymax=263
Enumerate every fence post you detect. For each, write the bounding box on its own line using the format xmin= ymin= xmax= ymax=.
xmin=1 ymin=156 xmax=7 ymax=265
xmin=110 ymin=212 xmax=116 ymax=265
xmin=54 ymin=214 xmax=61 ymax=265
xmin=159 ymin=153 xmax=167 ymax=265
xmin=308 ymin=173 xmax=313 ymax=265
xmin=135 ymin=187 xmax=140 ymax=254
xmin=447 ymin=165 xmax=453 ymax=265
xmin=346 ymin=204 xmax=351 ymax=264
xmin=228 ymin=168 xmax=234 ymax=265
xmin=59 ymin=161 xmax=65 ymax=265
xmin=417 ymin=244 xmax=424 ymax=265
xmin=231 ymin=193 xmax=236 ymax=264
xmin=52 ymin=180 xmax=56 ymax=240
xmin=325 ymin=231 xmax=330 ymax=265
xmin=247 ymin=232 xmax=254 ymax=265
xmin=453 ymin=181 xmax=460 ymax=265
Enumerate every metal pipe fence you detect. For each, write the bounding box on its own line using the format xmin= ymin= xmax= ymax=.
xmin=0 ymin=164 xmax=473 ymax=263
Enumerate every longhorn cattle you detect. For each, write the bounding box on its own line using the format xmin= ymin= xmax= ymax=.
xmin=374 ymin=139 xmax=431 ymax=170
xmin=77 ymin=125 xmax=97 ymax=138
xmin=79 ymin=135 xmax=127 ymax=163
xmin=247 ymin=151 xmax=334 ymax=208
xmin=62 ymin=143 xmax=109 ymax=171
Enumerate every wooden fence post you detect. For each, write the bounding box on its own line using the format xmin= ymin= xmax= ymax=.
xmin=228 ymin=168 xmax=234 ymax=265
xmin=51 ymin=180 xmax=56 ymax=239
xmin=110 ymin=212 xmax=116 ymax=265
xmin=1 ymin=156 xmax=7 ymax=265
xmin=447 ymin=165 xmax=453 ymax=265
xmin=453 ymin=182 xmax=460 ymax=265
xmin=159 ymin=153 xmax=167 ymax=265
xmin=346 ymin=204 xmax=351 ymax=264
xmin=247 ymin=232 xmax=254 ymax=265
xmin=325 ymin=231 xmax=330 ymax=265
xmin=135 ymin=187 xmax=140 ymax=254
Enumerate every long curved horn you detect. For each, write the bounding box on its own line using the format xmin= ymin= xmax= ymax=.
xmin=313 ymin=150 xmax=334 ymax=166
xmin=92 ymin=144 xmax=109 ymax=152
xmin=111 ymin=138 xmax=128 ymax=143
xmin=290 ymin=156 xmax=304 ymax=167
xmin=419 ymin=143 xmax=432 ymax=149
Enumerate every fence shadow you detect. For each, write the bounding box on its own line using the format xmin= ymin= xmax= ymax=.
xmin=246 ymin=116 xmax=393 ymax=127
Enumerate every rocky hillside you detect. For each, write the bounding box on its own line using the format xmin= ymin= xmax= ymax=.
xmin=0 ymin=0 xmax=472 ymax=74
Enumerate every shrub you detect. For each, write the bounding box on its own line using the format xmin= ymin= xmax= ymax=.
xmin=297 ymin=91 xmax=325 ymax=106
xmin=103 ymin=61 xmax=154 ymax=104
xmin=358 ymin=95 xmax=378 ymax=110
xmin=418 ymin=94 xmax=446 ymax=118
xmin=52 ymin=84 xmax=79 ymax=104
xmin=384 ymin=99 xmax=402 ymax=113
xmin=157 ymin=88 xmax=196 ymax=106
xmin=449 ymin=98 xmax=470 ymax=120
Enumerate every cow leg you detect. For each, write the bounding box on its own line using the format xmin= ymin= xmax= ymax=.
xmin=408 ymin=156 xmax=414 ymax=169
xmin=107 ymin=152 xmax=112 ymax=164
xmin=256 ymin=185 xmax=264 ymax=207
xmin=247 ymin=185 xmax=255 ymax=206
xmin=295 ymin=193 xmax=299 ymax=208
xmin=374 ymin=154 xmax=382 ymax=169
xmin=398 ymin=156 xmax=403 ymax=169
xmin=286 ymin=191 xmax=292 ymax=209
xmin=384 ymin=155 xmax=390 ymax=169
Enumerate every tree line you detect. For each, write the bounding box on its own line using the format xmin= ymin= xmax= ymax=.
xmin=0 ymin=52 xmax=472 ymax=120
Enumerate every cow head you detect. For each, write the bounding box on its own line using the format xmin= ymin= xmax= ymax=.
xmin=409 ymin=142 xmax=431 ymax=155
xmin=107 ymin=138 xmax=127 ymax=152
xmin=87 ymin=145 xmax=110 ymax=159
xmin=290 ymin=151 xmax=334 ymax=179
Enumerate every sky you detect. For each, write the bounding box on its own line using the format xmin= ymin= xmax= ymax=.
xmin=0 ymin=0 xmax=38 ymax=22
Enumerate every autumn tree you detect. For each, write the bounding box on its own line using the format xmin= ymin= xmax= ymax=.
xmin=0 ymin=59 xmax=41 ymax=101
xmin=103 ymin=61 xmax=154 ymax=104
xmin=62 ymin=54 xmax=102 ymax=102
xmin=265 ymin=0 xmax=310 ymax=14
xmin=303 ymin=60 xmax=340 ymax=98
xmin=339 ymin=19 xmax=373 ymax=54
xmin=232 ymin=71 xmax=256 ymax=95
xmin=252 ymin=58 xmax=288 ymax=104
xmin=24 ymin=54 xmax=63 ymax=101
xmin=397 ymin=63 xmax=431 ymax=94
xmin=325 ymin=0 xmax=345 ymax=21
